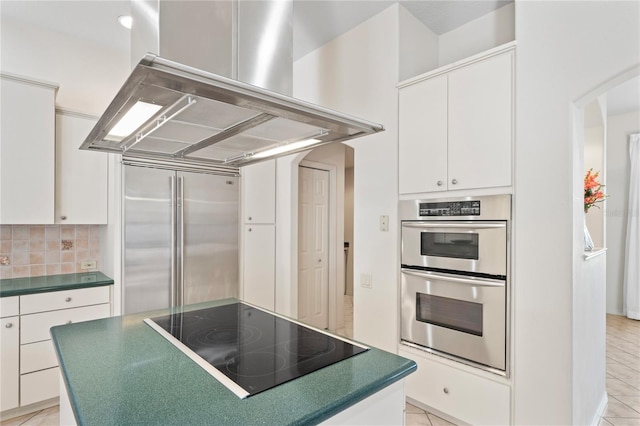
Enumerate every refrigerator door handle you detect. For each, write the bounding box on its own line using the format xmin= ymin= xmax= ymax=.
xmin=170 ymin=175 xmax=177 ymax=308
xmin=177 ymin=176 xmax=185 ymax=307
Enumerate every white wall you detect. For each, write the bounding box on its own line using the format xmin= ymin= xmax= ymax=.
xmin=439 ymin=3 xmax=515 ymax=67
xmin=398 ymin=5 xmax=438 ymax=82
xmin=606 ymin=110 xmax=640 ymax=315
xmin=0 ymin=18 xmax=130 ymax=115
xmin=514 ymin=1 xmax=639 ymax=424
xmin=292 ymin=4 xmax=402 ymax=352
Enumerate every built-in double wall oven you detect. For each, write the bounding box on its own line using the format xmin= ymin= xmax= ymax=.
xmin=400 ymin=195 xmax=511 ymax=375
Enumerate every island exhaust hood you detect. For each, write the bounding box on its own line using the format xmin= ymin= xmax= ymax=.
xmin=80 ymin=1 xmax=384 ymax=169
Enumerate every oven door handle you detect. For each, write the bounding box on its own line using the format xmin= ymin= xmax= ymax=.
xmin=401 ymin=268 xmax=505 ymax=287
xmin=402 ymin=222 xmax=505 ymax=229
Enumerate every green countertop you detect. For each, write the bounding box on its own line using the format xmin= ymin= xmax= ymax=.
xmin=51 ymin=299 xmax=416 ymax=426
xmin=0 ymin=272 xmax=114 ymax=297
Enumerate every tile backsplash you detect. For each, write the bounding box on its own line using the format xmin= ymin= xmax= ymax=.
xmin=0 ymin=225 xmax=102 ymax=279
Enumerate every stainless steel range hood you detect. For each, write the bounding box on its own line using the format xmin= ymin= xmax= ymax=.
xmin=80 ymin=1 xmax=383 ymax=168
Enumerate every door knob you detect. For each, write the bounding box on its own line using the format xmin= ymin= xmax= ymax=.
xmin=60 ymin=215 xmax=67 ymax=220
xmin=443 ymin=387 xmax=449 ymax=394
xmin=65 ymin=297 xmax=72 ymax=302
xmin=318 ymin=259 xmax=322 ymax=263
xmin=437 ymin=181 xmax=443 ymax=186
xmin=66 ymin=320 xmax=73 ymax=325
xmin=5 ymin=323 xmax=12 ymax=328
xmin=451 ymin=179 xmax=458 ymax=185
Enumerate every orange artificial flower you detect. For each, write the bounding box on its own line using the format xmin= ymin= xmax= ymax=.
xmin=584 ymin=169 xmax=607 ymax=212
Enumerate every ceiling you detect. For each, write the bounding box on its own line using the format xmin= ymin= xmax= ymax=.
xmin=1 ymin=0 xmax=510 ymax=59
xmin=2 ymin=0 xmax=638 ymax=116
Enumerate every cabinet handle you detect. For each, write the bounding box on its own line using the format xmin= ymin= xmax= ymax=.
xmin=451 ymin=179 xmax=458 ymax=185
xmin=248 ymin=216 xmax=252 ymax=221
xmin=66 ymin=320 xmax=72 ymax=325
xmin=437 ymin=181 xmax=443 ymax=186
xmin=5 ymin=323 xmax=13 ymax=328
xmin=60 ymin=215 xmax=67 ymax=220
xmin=248 ymin=228 xmax=252 ymax=232
xmin=65 ymin=297 xmax=72 ymax=302
xmin=443 ymin=387 xmax=449 ymax=394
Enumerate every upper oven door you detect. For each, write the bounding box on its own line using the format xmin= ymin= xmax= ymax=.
xmin=401 ymin=221 xmax=507 ymax=277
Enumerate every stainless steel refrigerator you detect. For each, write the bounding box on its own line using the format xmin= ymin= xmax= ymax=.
xmin=123 ymin=164 xmax=238 ymax=315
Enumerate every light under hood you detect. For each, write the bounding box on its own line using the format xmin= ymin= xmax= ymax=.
xmin=80 ymin=54 xmax=384 ymax=167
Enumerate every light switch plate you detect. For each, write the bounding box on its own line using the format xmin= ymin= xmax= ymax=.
xmin=80 ymin=260 xmax=97 ymax=270
xmin=380 ymin=215 xmax=389 ymax=232
xmin=360 ymin=273 xmax=372 ymax=289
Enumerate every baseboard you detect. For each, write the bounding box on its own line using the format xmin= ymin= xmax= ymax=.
xmin=590 ymin=392 xmax=609 ymax=426
xmin=0 ymin=397 xmax=58 ymax=422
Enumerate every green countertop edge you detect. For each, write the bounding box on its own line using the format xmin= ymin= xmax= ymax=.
xmin=0 ymin=272 xmax=114 ymax=297
xmin=51 ymin=300 xmax=417 ymax=426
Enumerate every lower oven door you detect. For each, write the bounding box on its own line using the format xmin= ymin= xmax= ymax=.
xmin=401 ymin=268 xmax=506 ymax=371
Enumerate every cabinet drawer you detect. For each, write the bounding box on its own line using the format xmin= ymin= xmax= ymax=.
xmin=20 ymin=286 xmax=110 ymax=314
xmin=21 ymin=340 xmax=58 ymax=374
xmin=400 ymin=348 xmax=510 ymax=425
xmin=1 ymin=296 xmax=19 ymax=317
xmin=20 ymin=366 xmax=59 ymax=406
xmin=21 ymin=303 xmax=110 ymax=344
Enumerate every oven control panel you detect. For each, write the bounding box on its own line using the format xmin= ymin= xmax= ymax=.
xmin=419 ymin=200 xmax=481 ymax=216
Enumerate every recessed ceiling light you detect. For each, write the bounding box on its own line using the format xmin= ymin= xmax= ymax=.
xmin=118 ymin=15 xmax=132 ymax=30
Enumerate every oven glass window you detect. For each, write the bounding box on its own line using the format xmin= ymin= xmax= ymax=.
xmin=420 ymin=232 xmax=479 ymax=260
xmin=416 ymin=293 xmax=483 ymax=336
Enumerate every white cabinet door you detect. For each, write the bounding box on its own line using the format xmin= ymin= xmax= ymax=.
xmin=399 ymin=75 xmax=448 ymax=194
xmin=242 ymin=224 xmax=275 ymax=310
xmin=241 ymin=160 xmax=276 ymax=224
xmin=1 ymin=296 xmax=19 ymax=317
xmin=448 ymin=53 xmax=513 ymax=190
xmin=0 ymin=75 xmax=57 ymax=224
xmin=55 ymin=111 xmax=108 ymax=224
xmin=1 ymin=316 xmax=19 ymax=411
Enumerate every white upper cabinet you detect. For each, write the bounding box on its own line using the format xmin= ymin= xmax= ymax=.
xmin=448 ymin=52 xmax=513 ymax=191
xmin=241 ymin=159 xmax=276 ymax=224
xmin=55 ymin=110 xmax=107 ymax=224
xmin=0 ymin=74 xmax=58 ymax=224
xmin=398 ymin=45 xmax=514 ymax=194
xmin=399 ymin=75 xmax=448 ymax=194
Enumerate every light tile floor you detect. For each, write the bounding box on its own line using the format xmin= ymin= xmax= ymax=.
xmin=3 ymin=311 xmax=637 ymax=426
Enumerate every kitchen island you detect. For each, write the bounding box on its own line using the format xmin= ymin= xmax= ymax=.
xmin=51 ymin=299 xmax=416 ymax=425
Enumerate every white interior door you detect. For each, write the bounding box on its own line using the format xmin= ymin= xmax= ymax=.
xmin=298 ymin=166 xmax=330 ymax=329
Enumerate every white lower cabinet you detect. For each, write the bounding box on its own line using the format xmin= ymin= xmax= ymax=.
xmin=0 ymin=315 xmax=19 ymax=412
xmin=21 ymin=304 xmax=110 ymax=344
xmin=242 ymin=224 xmax=275 ymax=310
xmin=21 ymin=340 xmax=59 ymax=374
xmin=0 ymin=286 xmax=111 ymax=416
xmin=399 ymin=347 xmax=510 ymax=425
xmin=20 ymin=367 xmax=60 ymax=407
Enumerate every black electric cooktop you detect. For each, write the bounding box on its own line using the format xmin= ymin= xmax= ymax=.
xmin=144 ymin=302 xmax=368 ymax=398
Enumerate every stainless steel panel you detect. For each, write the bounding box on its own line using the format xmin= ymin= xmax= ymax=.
xmin=401 ymin=221 xmax=507 ymax=276
xmin=399 ymin=194 xmax=511 ymax=221
xmin=124 ymin=165 xmax=175 ymax=314
xmin=401 ymin=270 xmax=506 ymax=371
xmin=238 ymin=0 xmax=293 ymax=95
xmin=180 ymin=171 xmax=239 ymax=305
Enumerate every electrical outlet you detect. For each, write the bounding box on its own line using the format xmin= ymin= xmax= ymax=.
xmin=380 ymin=215 xmax=389 ymax=232
xmin=360 ymin=273 xmax=372 ymax=289
xmin=80 ymin=260 xmax=97 ymax=270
